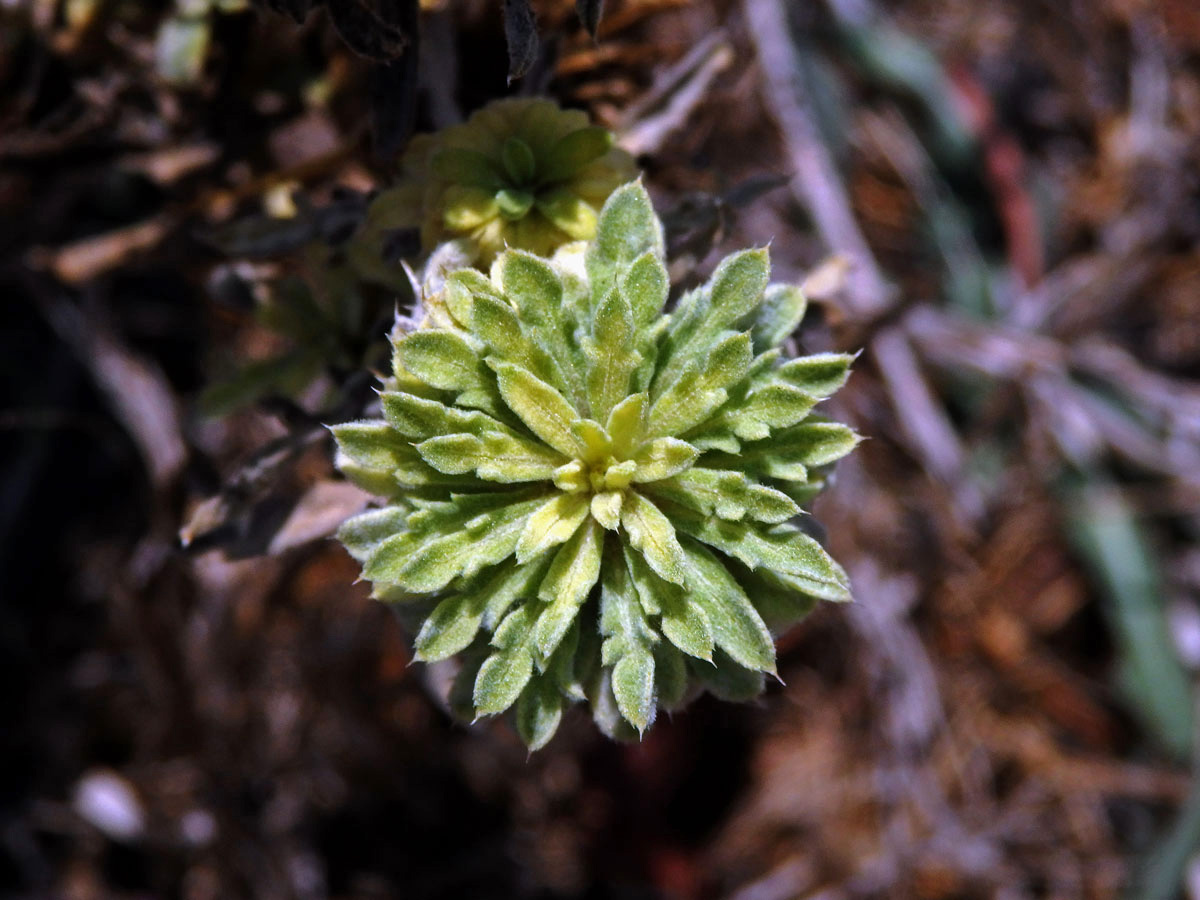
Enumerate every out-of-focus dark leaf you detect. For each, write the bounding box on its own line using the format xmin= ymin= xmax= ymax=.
xmin=250 ymin=0 xmax=420 ymax=153
xmin=663 ymin=192 xmax=722 ymax=262
xmin=663 ymin=176 xmax=788 ymax=262
xmin=252 ymin=0 xmax=412 ymax=61
xmin=724 ymin=173 xmax=789 ymax=209
xmin=203 ymin=214 xmax=322 ymax=258
xmin=202 ymin=193 xmax=368 ymax=258
xmin=319 ymin=191 xmax=372 ymax=245
xmin=576 ymin=0 xmax=604 ymax=38
xmin=199 ymin=349 xmax=325 ymax=418
xmin=327 ymin=0 xmax=411 ymax=62
xmin=369 ymin=0 xmax=420 ymax=159
xmin=253 ymin=0 xmax=318 ymax=23
xmin=381 ymin=227 xmax=421 ymax=263
xmin=503 ymin=0 xmax=539 ymax=83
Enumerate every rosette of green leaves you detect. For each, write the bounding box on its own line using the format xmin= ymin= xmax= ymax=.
xmin=351 ymin=98 xmax=637 ymax=273
xmin=332 ymin=181 xmax=858 ymax=749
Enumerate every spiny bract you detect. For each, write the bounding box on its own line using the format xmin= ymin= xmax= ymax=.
xmin=352 ymin=98 xmax=637 ymax=271
xmin=333 ymin=181 xmax=859 ymax=749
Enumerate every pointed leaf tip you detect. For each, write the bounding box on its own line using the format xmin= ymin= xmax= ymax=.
xmin=576 ymin=0 xmax=605 ymax=38
xmin=503 ymin=0 xmax=539 ymax=82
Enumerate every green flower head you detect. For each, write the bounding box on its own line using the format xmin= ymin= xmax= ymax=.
xmin=358 ymin=98 xmax=637 ymax=268
xmin=332 ymin=182 xmax=859 ymax=749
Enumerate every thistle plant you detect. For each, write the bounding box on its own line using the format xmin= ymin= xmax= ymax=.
xmin=332 ymin=182 xmax=859 ymax=749
xmin=352 ymin=98 xmax=637 ymax=271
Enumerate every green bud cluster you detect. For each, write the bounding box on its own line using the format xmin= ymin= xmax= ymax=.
xmin=332 ymin=181 xmax=859 ymax=748
xmin=354 ymin=98 xmax=638 ymax=272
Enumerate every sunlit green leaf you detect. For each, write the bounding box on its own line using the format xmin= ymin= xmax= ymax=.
xmin=749 ymin=283 xmax=807 ymax=352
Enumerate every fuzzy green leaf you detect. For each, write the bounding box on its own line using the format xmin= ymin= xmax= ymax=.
xmin=630 ymin=438 xmax=699 ymax=483
xmin=364 ymin=493 xmax=546 ymax=590
xmin=416 ymin=430 xmax=566 ymax=482
xmin=497 ymin=188 xmax=535 ymax=222
xmin=516 ymin=674 xmax=565 ymax=750
xmin=606 ymin=392 xmax=647 ymax=458
xmin=498 ymin=250 xmax=562 ymax=331
xmin=474 ymin=648 xmax=533 ymax=715
xmin=680 ymin=538 xmax=775 ymax=673
xmin=657 ymin=250 xmax=768 ymax=386
xmin=469 ymin=292 xmax=524 ymax=352
xmin=443 ymin=268 xmax=503 ymax=327
xmin=733 ymin=421 xmax=861 ymax=481
xmin=336 ymin=456 xmax=407 ymax=497
xmin=707 ymin=248 xmax=771 ymax=330
xmin=381 ymin=392 xmax=495 ymax=441
xmin=620 ymin=492 xmax=686 ymax=585
xmin=688 ymin=383 xmax=818 ymax=450
xmin=600 ymin=548 xmax=658 ymax=731
xmin=585 ymin=288 xmax=640 ymax=421
xmin=474 ymin=604 xmax=538 ymax=715
xmin=497 ymin=251 xmax=585 ymax=403
xmin=395 ymin=330 xmax=485 ymax=392
xmin=587 ymin=668 xmax=640 ymax=742
xmin=417 ymin=556 xmax=544 ymax=662
xmin=776 ymin=353 xmax=854 ymax=398
xmin=646 ymin=332 xmax=752 ymax=437
xmin=623 ymin=546 xmax=713 ymax=661
xmin=415 ymin=591 xmax=486 ymax=662
xmin=613 ymin=650 xmax=656 ymax=733
xmin=590 ymin=491 xmax=624 ymax=530
xmin=667 ymin=504 xmax=851 ymax=601
xmin=749 ymin=283 xmax=807 ymax=352
xmin=587 ymin=181 xmax=664 ymax=302
xmin=620 ymin=251 xmax=669 ymax=327
xmin=490 ymin=360 xmax=583 ymax=457
xmin=619 ymin=544 xmax=658 ymax=615
xmin=517 ymin=492 xmax=589 ymax=563
xmin=470 ymin=293 xmax=564 ymax=389
xmin=330 ymin=420 xmax=411 ymax=469
xmin=337 ymin=506 xmax=409 ymax=563
xmin=534 ymin=520 xmax=603 ymax=658
xmin=647 ymin=467 xmax=799 ymax=524
xmin=735 ymin=565 xmax=823 ymax=633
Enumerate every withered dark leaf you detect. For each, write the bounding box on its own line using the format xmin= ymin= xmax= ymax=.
xmin=369 ymin=56 xmax=419 ymax=159
xmin=503 ymin=0 xmax=539 ymax=83
xmin=201 ymin=193 xmax=368 ymax=258
xmin=327 ymin=0 xmax=412 ymax=62
xmin=254 ymin=0 xmax=318 ymax=22
xmin=575 ymin=0 xmax=605 ymax=38
xmin=202 ymin=214 xmax=322 ymax=259
xmin=363 ymin=0 xmax=420 ymax=157
xmin=251 ymin=0 xmax=415 ymax=62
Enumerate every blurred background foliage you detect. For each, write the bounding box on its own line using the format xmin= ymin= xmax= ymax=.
xmin=3 ymin=0 xmax=1200 ymax=897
